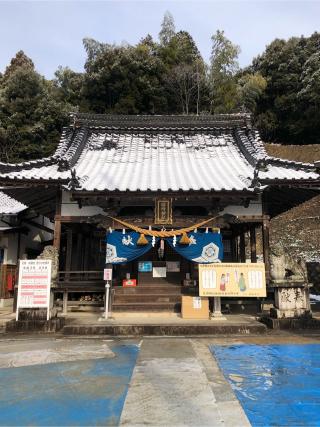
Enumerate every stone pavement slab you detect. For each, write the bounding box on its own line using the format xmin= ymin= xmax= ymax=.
xmin=120 ymin=338 xmax=250 ymax=427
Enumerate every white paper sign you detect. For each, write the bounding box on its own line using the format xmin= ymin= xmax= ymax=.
xmin=16 ymin=260 xmax=52 ymax=320
xmin=153 ymin=267 xmax=167 ymax=278
xmin=193 ymin=297 xmax=202 ymax=309
xmin=104 ymin=268 xmax=112 ymax=281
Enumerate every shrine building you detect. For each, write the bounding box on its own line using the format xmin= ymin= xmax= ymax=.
xmin=0 ymin=113 xmax=319 ymax=316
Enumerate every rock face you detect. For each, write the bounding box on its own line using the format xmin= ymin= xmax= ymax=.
xmin=37 ymin=245 xmax=59 ymax=285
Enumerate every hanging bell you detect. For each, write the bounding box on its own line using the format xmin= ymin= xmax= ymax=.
xmin=137 ymin=233 xmax=148 ymax=245
xmin=179 ymin=232 xmax=190 ymax=245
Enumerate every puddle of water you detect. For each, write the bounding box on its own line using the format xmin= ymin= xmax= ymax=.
xmin=211 ymin=344 xmax=320 ymax=427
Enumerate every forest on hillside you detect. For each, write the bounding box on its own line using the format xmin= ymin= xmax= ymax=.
xmin=1 ymin=12 xmax=320 ymax=162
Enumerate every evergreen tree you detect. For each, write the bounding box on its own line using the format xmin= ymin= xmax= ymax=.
xmin=0 ymin=51 xmax=69 ymax=162
xmin=159 ymin=11 xmax=175 ymax=46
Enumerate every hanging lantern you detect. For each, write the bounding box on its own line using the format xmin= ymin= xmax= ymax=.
xmin=179 ymin=232 xmax=190 ymax=245
xmin=137 ymin=234 xmax=148 ymax=245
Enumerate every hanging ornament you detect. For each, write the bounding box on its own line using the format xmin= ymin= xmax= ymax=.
xmin=173 ymin=235 xmax=177 ymax=247
xmin=137 ymin=234 xmax=148 ymax=245
xmin=152 ymin=236 xmax=156 ymax=247
xmin=179 ymin=232 xmax=190 ymax=245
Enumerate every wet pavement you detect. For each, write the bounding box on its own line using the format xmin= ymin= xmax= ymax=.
xmin=1 ymin=333 xmax=320 ymax=426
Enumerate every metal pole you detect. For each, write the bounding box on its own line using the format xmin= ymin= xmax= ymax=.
xmin=105 ymin=281 xmax=110 ymax=319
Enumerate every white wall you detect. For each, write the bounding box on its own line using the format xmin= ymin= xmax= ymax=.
xmin=0 ymin=215 xmax=54 ymax=265
xmin=61 ymin=190 xmax=105 ymax=216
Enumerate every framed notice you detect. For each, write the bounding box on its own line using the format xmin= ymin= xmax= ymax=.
xmin=153 ymin=267 xmax=167 ymax=278
xmin=16 ymin=259 xmax=52 ymax=321
xmin=199 ymin=263 xmax=266 ymax=297
xmin=166 ymin=261 xmax=180 ymax=272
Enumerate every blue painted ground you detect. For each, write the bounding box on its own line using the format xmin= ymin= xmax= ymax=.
xmin=0 ymin=343 xmax=139 ymax=426
xmin=211 ymin=344 xmax=320 ymax=427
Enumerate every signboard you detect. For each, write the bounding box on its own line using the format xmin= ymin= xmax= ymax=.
xmin=199 ymin=263 xmax=266 ymax=297
xmin=166 ymin=261 xmax=180 ymax=272
xmin=155 ymin=198 xmax=172 ymax=225
xmin=104 ymin=268 xmax=112 ymax=281
xmin=138 ymin=261 xmax=152 ymax=272
xmin=153 ymin=267 xmax=167 ymax=278
xmin=16 ymin=259 xmax=52 ymax=320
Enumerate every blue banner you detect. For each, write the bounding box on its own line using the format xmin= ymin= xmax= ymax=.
xmin=167 ymin=231 xmax=223 ymax=263
xmin=106 ymin=231 xmax=157 ymax=264
xmin=105 ymin=231 xmax=223 ymax=264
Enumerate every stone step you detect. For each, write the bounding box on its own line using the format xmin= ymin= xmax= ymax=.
xmin=62 ymin=322 xmax=267 ymax=336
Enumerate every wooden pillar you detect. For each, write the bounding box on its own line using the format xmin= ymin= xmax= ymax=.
xmin=65 ymin=227 xmax=73 ymax=280
xmin=62 ymin=291 xmax=68 ymax=315
xmin=239 ymin=230 xmax=246 ymax=263
xmin=75 ymin=233 xmax=83 ymax=270
xmin=250 ymin=226 xmax=257 ymax=263
xmin=53 ymin=190 xmax=62 ymax=250
xmin=262 ymin=216 xmax=271 ymax=283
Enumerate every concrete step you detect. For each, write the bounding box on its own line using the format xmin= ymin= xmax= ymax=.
xmin=62 ymin=322 xmax=267 ymax=336
xmin=113 ymin=286 xmax=183 ymax=295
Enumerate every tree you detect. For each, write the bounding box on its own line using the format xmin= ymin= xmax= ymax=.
xmin=0 ymin=51 xmax=69 ymax=162
xmin=250 ymin=32 xmax=320 ymax=144
xmin=209 ymin=30 xmax=240 ymax=113
xmin=159 ymin=11 xmax=175 ymax=46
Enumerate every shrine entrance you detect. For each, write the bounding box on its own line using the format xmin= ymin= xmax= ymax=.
xmin=111 ymin=240 xmax=198 ymax=312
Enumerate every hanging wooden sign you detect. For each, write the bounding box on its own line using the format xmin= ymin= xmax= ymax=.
xmin=155 ymin=198 xmax=172 ymax=225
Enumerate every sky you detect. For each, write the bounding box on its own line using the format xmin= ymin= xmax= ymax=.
xmin=0 ymin=0 xmax=320 ymax=78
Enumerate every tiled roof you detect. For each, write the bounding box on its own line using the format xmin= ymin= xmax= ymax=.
xmin=0 ymin=191 xmax=27 ymax=214
xmin=0 ymin=114 xmax=318 ymax=193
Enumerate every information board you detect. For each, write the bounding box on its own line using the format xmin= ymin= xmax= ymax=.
xmin=16 ymin=259 xmax=52 ymax=320
xmin=199 ymin=263 xmax=266 ymax=297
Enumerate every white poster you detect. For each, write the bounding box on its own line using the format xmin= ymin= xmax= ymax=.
xmin=16 ymin=259 xmax=52 ymax=321
xmin=153 ymin=267 xmax=167 ymax=278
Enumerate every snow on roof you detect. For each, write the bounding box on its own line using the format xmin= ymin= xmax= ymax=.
xmin=0 ymin=191 xmax=27 ymax=215
xmin=0 ymin=114 xmax=318 ymax=193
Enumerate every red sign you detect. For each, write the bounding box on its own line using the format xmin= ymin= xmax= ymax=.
xmin=123 ymin=279 xmax=137 ymax=287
